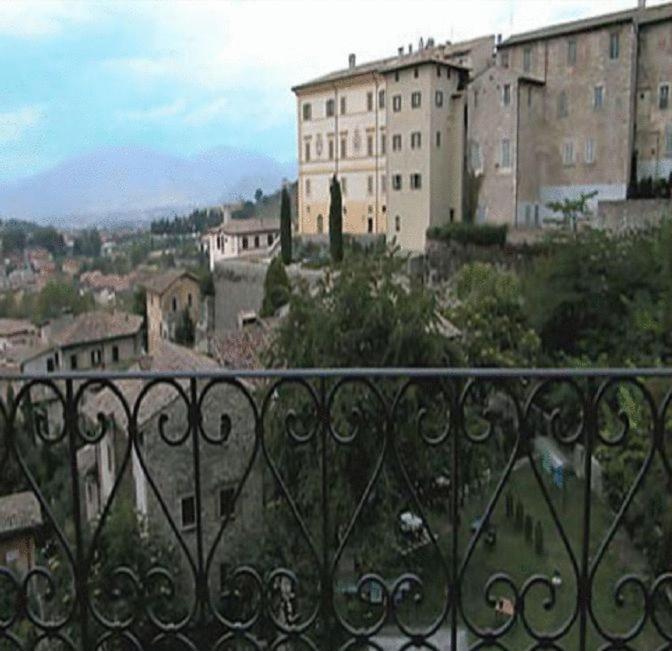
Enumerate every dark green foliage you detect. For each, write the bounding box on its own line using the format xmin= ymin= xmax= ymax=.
xmin=174 ymin=308 xmax=195 ymax=346
xmin=73 ymin=228 xmax=102 ymax=257
xmin=1 ymin=224 xmax=27 ymax=255
xmin=33 ymin=280 xmax=94 ymax=324
xmin=260 ymin=257 xmax=291 ymax=317
xmin=545 ymin=191 xmax=598 ymax=232
xmin=505 ymin=493 xmax=514 ymax=519
xmin=427 ymin=223 xmax=507 ymax=247
xmin=515 ymin=500 xmax=524 ymax=531
xmin=150 ymin=208 xmax=222 ymax=235
xmin=232 ymin=201 xmax=256 ymax=220
xmin=31 ymin=226 xmax=66 ymax=256
xmin=329 ymin=175 xmax=343 ymax=263
xmin=524 ymin=514 xmax=533 ymax=542
xmin=534 ymin=520 xmax=544 ymax=555
xmin=629 ymin=175 xmax=672 ymax=200
xmin=280 ymin=186 xmax=292 ymax=265
xmin=255 ymin=188 xmax=264 ymax=203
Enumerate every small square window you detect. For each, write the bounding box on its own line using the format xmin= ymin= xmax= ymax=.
xmin=435 ymin=90 xmax=444 ymax=107
xmin=410 ymin=173 xmax=422 ymax=189
xmin=567 ymin=38 xmax=577 ymax=66
xmin=392 ymin=174 xmax=402 ymax=191
xmin=392 ymin=95 xmax=402 ymax=112
xmin=254 ymin=235 xmax=260 ymax=248
xmin=378 ymin=89 xmax=385 ymax=109
xmin=523 ymin=46 xmax=532 ymax=73
xmin=501 ymin=51 xmax=509 ymax=68
xmin=594 ymin=86 xmax=604 ymax=110
xmin=340 ymin=96 xmax=347 ymax=114
xmin=411 ymin=91 xmax=422 ymax=108
xmin=563 ymin=140 xmax=575 ymax=166
xmin=367 ymin=92 xmax=373 ymax=112
xmin=181 ymin=495 xmax=196 ymax=529
xmin=414 ymin=67 xmax=419 ymax=79
xmin=436 ymin=131 xmax=441 ymax=147
xmin=609 ymin=32 xmax=620 ymax=60
xmin=218 ymin=487 xmax=236 ymax=520
xmin=585 ymin=138 xmax=596 ymax=164
xmin=410 ymin=132 xmax=422 ymax=149
xmin=660 ymin=84 xmax=669 ymax=110
xmin=112 ymin=346 xmax=119 ymax=363
xmin=503 ymin=84 xmax=511 ymax=106
xmin=326 ymin=99 xmax=334 ymax=117
xmin=302 ymin=103 xmax=311 ymax=121
xmin=501 ymin=139 xmax=511 ymax=168
xmin=392 ymin=134 xmax=402 ymax=152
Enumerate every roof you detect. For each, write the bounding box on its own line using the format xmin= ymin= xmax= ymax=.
xmin=0 ymin=491 xmax=42 ymax=537
xmin=0 ymin=319 xmax=35 ymax=337
xmin=501 ymin=2 xmax=672 ymax=48
xmin=210 ymin=319 xmax=278 ymax=370
xmin=381 ymin=53 xmax=470 ymax=76
xmin=82 ymin=339 xmax=219 ymax=427
xmin=141 ymin=269 xmax=199 ymax=295
xmin=292 ymin=35 xmax=491 ymax=92
xmin=214 ymin=218 xmax=280 ymax=236
xmin=52 ymin=311 xmax=143 ymax=349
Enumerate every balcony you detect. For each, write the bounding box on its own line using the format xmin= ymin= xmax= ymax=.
xmin=0 ymin=368 xmax=671 ymax=650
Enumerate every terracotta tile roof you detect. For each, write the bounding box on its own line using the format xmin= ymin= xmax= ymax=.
xmin=52 ymin=311 xmax=143 ymax=349
xmin=141 ymin=269 xmax=198 ymax=295
xmin=0 ymin=491 xmax=42 ymax=537
xmin=210 ymin=321 xmax=276 ymax=370
xmin=501 ymin=2 xmax=672 ymax=48
xmin=212 ymin=218 xmax=280 ymax=236
xmin=82 ymin=340 xmax=219 ymax=427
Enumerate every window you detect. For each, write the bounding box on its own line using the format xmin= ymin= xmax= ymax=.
xmin=585 ymin=138 xmax=596 ymax=164
xmin=326 ymin=99 xmax=334 ymax=117
xmin=436 ymin=64 xmax=442 ymax=77
xmin=660 ymin=84 xmax=670 ymax=110
xmin=523 ymin=46 xmax=532 ymax=73
xmin=367 ymin=92 xmax=374 ymax=111
xmin=503 ymin=84 xmax=511 ymax=106
xmin=304 ymin=142 xmax=311 ymax=162
xmin=563 ymin=140 xmax=575 ymax=166
xmin=381 ymin=132 xmax=386 ymax=155
xmin=501 ymin=51 xmax=509 ymax=68
xmin=316 ymin=214 xmax=323 ymax=234
xmin=112 ymin=346 xmax=119 ymax=363
xmin=242 ymin=236 xmax=249 ymax=249
xmin=395 ymin=215 xmax=401 ymax=232
xmin=172 ymin=296 xmax=177 ymax=312
xmin=254 ymin=235 xmax=260 ymax=248
xmin=340 ymin=137 xmax=347 ymax=158
xmin=367 ymin=175 xmax=373 ymax=195
xmin=328 ymin=139 xmax=334 ymax=160
xmin=436 ymin=131 xmax=441 ymax=147
xmin=392 ymin=95 xmax=402 ymax=112
xmin=594 ymin=85 xmax=604 ymax=110
xmin=340 ymin=96 xmax=347 ymax=114
xmin=501 ymin=139 xmax=511 ymax=168
xmin=411 ymin=131 xmax=422 ymax=149
xmin=394 ymin=71 xmax=399 ymax=82
xmin=378 ymin=89 xmax=385 ymax=109
xmin=470 ymin=141 xmax=481 ymax=170
xmin=181 ymin=495 xmax=196 ymax=529
xmin=47 ymin=358 xmax=54 ymax=373
xmin=411 ymin=91 xmax=422 ymax=108
xmin=367 ymin=135 xmax=374 ymax=157
xmin=410 ymin=173 xmax=422 ymax=189
xmin=218 ymin=486 xmax=236 ymax=520
xmin=567 ymin=38 xmax=577 ymax=66
xmin=381 ymin=174 xmax=387 ymax=192
xmin=188 ymin=293 xmax=193 ymax=307
xmin=392 ymin=174 xmax=402 ymax=190
xmin=70 ymin=354 xmax=77 ymax=370
xmin=534 ymin=204 xmax=540 ymax=228
xmin=666 ymin=125 xmax=672 ymax=156
xmin=302 ymin=103 xmax=311 ymax=121
xmin=91 ymin=349 xmax=102 ymax=367
xmin=367 ymin=217 xmax=373 ymax=233
xmin=558 ymin=91 xmax=568 ymax=118
xmin=525 ymin=204 xmax=532 ymax=227
xmin=435 ymin=90 xmax=444 ymax=107
xmin=341 ymin=177 xmax=347 ymax=195
xmin=609 ymin=32 xmax=620 ymax=59
xmin=414 ymin=67 xmax=419 ymax=78
xmin=305 ymin=178 xmax=311 ymax=197
xmin=392 ymin=134 xmax=402 ymax=151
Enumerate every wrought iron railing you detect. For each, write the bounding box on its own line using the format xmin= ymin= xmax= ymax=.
xmin=0 ymin=368 xmax=671 ymax=650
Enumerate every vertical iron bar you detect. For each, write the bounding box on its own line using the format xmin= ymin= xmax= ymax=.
xmin=450 ymin=378 xmax=460 ymax=651
xmin=320 ymin=376 xmax=332 ymax=650
xmin=578 ymin=379 xmax=595 ymax=650
xmin=190 ymin=377 xmax=206 ymax=630
xmin=66 ymin=378 xmax=90 ymax=649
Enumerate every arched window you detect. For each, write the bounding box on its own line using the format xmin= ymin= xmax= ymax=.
xmin=395 ymin=215 xmax=401 ymax=232
xmin=316 ymin=214 xmax=324 ymax=234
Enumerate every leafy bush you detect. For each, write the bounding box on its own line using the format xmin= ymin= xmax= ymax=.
xmin=260 ymin=256 xmax=291 ymax=317
xmin=427 ymin=223 xmax=507 ymax=247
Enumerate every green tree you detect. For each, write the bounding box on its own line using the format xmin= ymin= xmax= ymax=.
xmin=447 ymin=262 xmax=540 ymax=367
xmin=174 ymin=308 xmax=195 ymax=346
xmin=32 ymin=226 xmax=65 ymax=256
xmin=33 ymin=280 xmax=94 ymax=323
xmin=545 ymin=190 xmax=598 ymax=232
xmin=280 ymin=186 xmax=292 ymax=265
xmin=463 ymin=169 xmax=484 ymax=225
xmin=73 ymin=229 xmax=102 ymax=257
xmin=328 ymin=175 xmax=343 ymax=263
xmin=260 ymin=257 xmax=291 ymax=317
xmin=255 ymin=188 xmax=264 ymax=204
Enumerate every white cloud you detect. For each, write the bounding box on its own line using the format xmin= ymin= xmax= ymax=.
xmin=0 ymin=1 xmax=94 ymax=38
xmin=0 ymin=106 xmax=44 ymax=143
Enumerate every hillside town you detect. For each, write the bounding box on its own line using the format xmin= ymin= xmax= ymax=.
xmin=1 ymin=2 xmax=672 ymax=650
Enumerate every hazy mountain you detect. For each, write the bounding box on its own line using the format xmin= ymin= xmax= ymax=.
xmin=0 ymin=146 xmax=296 ymax=227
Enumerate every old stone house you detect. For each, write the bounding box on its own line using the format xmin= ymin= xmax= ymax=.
xmin=0 ymin=491 xmax=43 ymax=577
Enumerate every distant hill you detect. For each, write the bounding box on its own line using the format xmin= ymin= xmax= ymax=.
xmin=0 ymin=146 xmax=296 ymax=228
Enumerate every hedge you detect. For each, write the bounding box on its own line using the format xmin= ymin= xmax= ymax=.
xmin=427 ymin=223 xmax=508 ymax=247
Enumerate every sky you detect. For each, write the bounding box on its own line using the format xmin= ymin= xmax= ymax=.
xmin=0 ymin=0 xmax=667 ymax=183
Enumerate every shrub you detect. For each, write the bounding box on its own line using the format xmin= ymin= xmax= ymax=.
xmin=260 ymin=257 xmax=291 ymax=317
xmin=427 ymin=223 xmax=507 ymax=247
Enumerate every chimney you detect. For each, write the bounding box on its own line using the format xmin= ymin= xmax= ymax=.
xmin=496 ymin=33 xmax=503 ymax=45
xmin=427 ymin=37 xmax=435 ymax=48
xmin=408 ymin=43 xmax=413 ymax=54
xmin=348 ymin=53 xmax=356 ymax=69
xmin=419 ymin=37 xmax=424 ymax=50
xmin=398 ymin=46 xmax=404 ymax=56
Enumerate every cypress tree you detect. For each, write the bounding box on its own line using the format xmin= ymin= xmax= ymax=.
xmin=329 ymin=175 xmax=344 ymax=263
xmin=280 ymin=186 xmax=292 ymax=265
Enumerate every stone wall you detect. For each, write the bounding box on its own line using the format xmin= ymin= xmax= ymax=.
xmin=596 ymin=199 xmax=672 ymax=232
